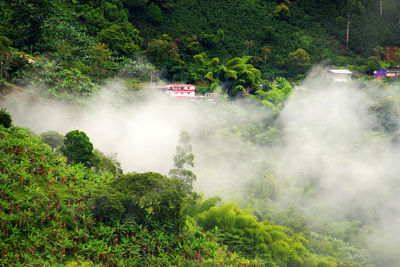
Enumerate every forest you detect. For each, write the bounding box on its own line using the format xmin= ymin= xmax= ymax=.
xmin=1 ymin=0 xmax=400 ymax=266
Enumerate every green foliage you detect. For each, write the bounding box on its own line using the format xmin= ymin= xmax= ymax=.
xmin=146 ymin=34 xmax=184 ymax=79
xmin=84 ymin=8 xmax=108 ymax=35
xmin=364 ymin=56 xmax=381 ymax=75
xmin=146 ymin=3 xmax=164 ymax=24
xmin=288 ymin=48 xmax=311 ymax=73
xmin=263 ymin=26 xmax=276 ymax=41
xmin=253 ymin=77 xmax=293 ymax=110
xmin=0 ymin=125 xmax=256 ymax=266
xmin=97 ymin=24 xmax=142 ymax=55
xmin=196 ymin=203 xmax=336 ymax=266
xmin=123 ymin=0 xmax=149 ymax=8
xmin=88 ymin=42 xmax=114 ymax=81
xmin=61 ymin=130 xmax=95 ymax=167
xmin=40 ymin=131 xmax=64 ymax=152
xmin=18 ymin=60 xmax=100 ymax=102
xmin=0 ymin=108 xmax=12 ymax=128
xmin=185 ymin=195 xmax=221 ymax=217
xmin=92 ymin=149 xmax=122 ymax=176
xmin=92 ymin=172 xmax=185 ymax=231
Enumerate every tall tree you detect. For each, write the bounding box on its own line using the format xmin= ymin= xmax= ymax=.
xmin=343 ymin=0 xmax=363 ymax=50
xmin=169 ymin=131 xmax=196 ymax=194
xmin=0 ymin=36 xmax=11 ymax=81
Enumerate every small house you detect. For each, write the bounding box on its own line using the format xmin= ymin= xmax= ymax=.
xmin=328 ymin=69 xmax=352 ymax=82
xmin=165 ymin=84 xmax=196 ymax=98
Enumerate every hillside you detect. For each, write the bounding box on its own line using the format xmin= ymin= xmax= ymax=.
xmin=1 ymin=0 xmax=400 ymax=98
xmin=0 ymin=122 xmax=353 ymax=266
xmin=2 ymin=1 xmax=400 ymax=266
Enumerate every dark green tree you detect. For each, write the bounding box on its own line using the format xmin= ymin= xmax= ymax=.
xmin=0 ymin=108 xmax=12 ymax=128
xmin=146 ymin=2 xmax=164 ymax=24
xmin=60 ymin=130 xmax=94 ymax=167
xmin=92 ymin=172 xmax=185 ymax=231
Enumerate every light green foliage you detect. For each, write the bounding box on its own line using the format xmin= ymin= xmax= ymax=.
xmin=61 ymin=130 xmax=95 ymax=167
xmin=253 ymin=77 xmax=293 ymax=110
xmin=193 ymin=55 xmax=261 ymax=96
xmin=288 ymin=48 xmax=311 ymax=72
xmin=40 ymin=131 xmax=64 ymax=152
xmin=97 ymin=24 xmax=142 ymax=55
xmin=196 ymin=203 xmax=336 ymax=266
xmin=185 ymin=195 xmax=221 ymax=217
xmin=169 ymin=131 xmax=196 ymax=194
xmin=0 ymin=108 xmax=12 ymax=128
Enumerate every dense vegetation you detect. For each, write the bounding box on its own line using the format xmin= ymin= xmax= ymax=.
xmin=1 ymin=0 xmax=400 ymax=99
xmin=0 ymin=119 xmax=346 ymax=266
xmin=1 ymin=0 xmax=400 ymax=266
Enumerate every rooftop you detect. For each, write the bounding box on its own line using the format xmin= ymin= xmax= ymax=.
xmin=328 ymin=69 xmax=352 ymax=74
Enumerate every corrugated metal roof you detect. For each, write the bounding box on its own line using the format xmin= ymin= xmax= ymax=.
xmin=328 ymin=69 xmax=352 ymax=74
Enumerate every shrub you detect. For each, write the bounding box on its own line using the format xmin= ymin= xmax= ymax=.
xmin=0 ymin=108 xmax=12 ymax=128
xmin=92 ymin=172 xmax=185 ymax=231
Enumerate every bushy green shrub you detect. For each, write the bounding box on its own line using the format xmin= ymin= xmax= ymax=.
xmin=0 ymin=108 xmax=12 ymax=128
xmin=92 ymin=172 xmax=185 ymax=231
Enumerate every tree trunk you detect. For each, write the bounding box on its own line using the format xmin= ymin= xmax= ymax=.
xmin=346 ymin=14 xmax=351 ymax=50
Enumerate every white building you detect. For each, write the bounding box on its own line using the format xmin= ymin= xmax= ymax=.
xmin=165 ymin=84 xmax=196 ymax=98
xmin=328 ymin=69 xmax=352 ymax=82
